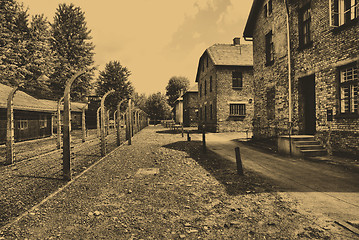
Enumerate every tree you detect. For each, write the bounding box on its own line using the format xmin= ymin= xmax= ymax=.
xmin=132 ymin=92 xmax=147 ymax=112
xmin=24 ymin=14 xmax=55 ymax=98
xmin=96 ymin=60 xmax=134 ymax=113
xmin=145 ymin=92 xmax=172 ymax=122
xmin=50 ymin=3 xmax=95 ymax=100
xmin=165 ymin=76 xmax=190 ymax=107
xmin=0 ymin=0 xmax=30 ymax=86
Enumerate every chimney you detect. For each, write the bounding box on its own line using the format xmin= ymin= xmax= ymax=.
xmin=233 ymin=37 xmax=240 ymax=46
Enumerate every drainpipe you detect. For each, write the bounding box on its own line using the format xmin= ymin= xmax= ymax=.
xmin=285 ymin=0 xmax=293 ymax=156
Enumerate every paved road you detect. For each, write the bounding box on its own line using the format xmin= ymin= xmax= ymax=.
xmin=191 ymin=132 xmax=359 ymax=229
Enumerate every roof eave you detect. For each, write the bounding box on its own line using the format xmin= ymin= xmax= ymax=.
xmin=243 ymin=0 xmax=263 ymax=39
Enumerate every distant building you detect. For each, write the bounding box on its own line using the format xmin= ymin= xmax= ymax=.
xmin=195 ymin=38 xmax=254 ymax=133
xmin=183 ymin=84 xmax=199 ymax=127
xmin=243 ymin=0 xmax=359 ymax=157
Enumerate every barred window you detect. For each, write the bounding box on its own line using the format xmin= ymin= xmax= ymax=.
xmin=229 ymin=104 xmax=246 ymax=116
xmin=330 ymin=0 xmax=359 ymax=27
xmin=339 ymin=65 xmax=358 ymax=114
xmin=232 ymin=71 xmax=243 ymax=88
xmin=40 ymin=115 xmax=47 ymax=128
xmin=264 ymin=0 xmax=273 ymax=18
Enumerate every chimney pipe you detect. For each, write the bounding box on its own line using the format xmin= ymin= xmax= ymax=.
xmin=233 ymin=37 xmax=240 ymax=46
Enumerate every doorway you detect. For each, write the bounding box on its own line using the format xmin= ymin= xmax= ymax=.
xmin=299 ymin=75 xmax=316 ymax=135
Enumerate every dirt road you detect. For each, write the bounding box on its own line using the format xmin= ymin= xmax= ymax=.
xmin=191 ymin=132 xmax=359 ymax=235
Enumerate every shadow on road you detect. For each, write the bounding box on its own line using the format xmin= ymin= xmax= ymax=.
xmin=162 ymin=140 xmax=276 ymax=196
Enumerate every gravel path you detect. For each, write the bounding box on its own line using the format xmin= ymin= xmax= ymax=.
xmin=1 ymin=125 xmax=333 ymax=239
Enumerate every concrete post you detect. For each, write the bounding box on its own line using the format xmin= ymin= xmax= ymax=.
xmin=6 ymin=87 xmax=18 ymax=165
xmin=127 ymin=99 xmax=132 ymax=145
xmin=101 ymin=90 xmax=115 ymax=157
xmin=57 ymin=97 xmax=64 ymax=149
xmin=81 ymin=105 xmax=86 ymax=142
xmin=63 ymin=70 xmax=86 ymax=181
xmin=116 ymin=99 xmax=126 ymax=146
xmin=96 ymin=107 xmax=101 ymax=138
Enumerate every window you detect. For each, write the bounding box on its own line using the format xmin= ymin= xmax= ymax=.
xmin=299 ymin=4 xmax=312 ymax=47
xmin=330 ymin=0 xmax=359 ymax=27
xmin=204 ymin=105 xmax=207 ymax=122
xmin=18 ymin=120 xmax=28 ymax=130
xmin=265 ymin=31 xmax=274 ymax=65
xmin=232 ymin=72 xmax=243 ymax=88
xmin=199 ymin=84 xmax=202 ymax=97
xmin=206 ymin=56 xmax=208 ymax=68
xmin=210 ymin=76 xmax=213 ymax=92
xmin=266 ymin=86 xmax=276 ymax=120
xmin=264 ymin=0 xmax=273 ymax=17
xmin=210 ymin=104 xmax=213 ymax=120
xmin=40 ymin=115 xmax=47 ymax=128
xmin=230 ymin=104 xmax=246 ymax=116
xmin=204 ymin=80 xmax=207 ymax=95
xmin=199 ymin=108 xmax=202 ymax=121
xmin=339 ymin=64 xmax=358 ymax=114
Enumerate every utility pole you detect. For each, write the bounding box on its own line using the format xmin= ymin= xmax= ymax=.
xmin=100 ymin=90 xmax=115 ymax=157
xmin=6 ymin=87 xmax=19 ymax=165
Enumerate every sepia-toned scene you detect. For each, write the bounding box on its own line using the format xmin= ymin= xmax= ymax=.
xmin=0 ymin=0 xmax=358 ymax=239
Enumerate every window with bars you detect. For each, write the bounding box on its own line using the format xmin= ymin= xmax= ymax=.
xmin=229 ymin=104 xmax=246 ymax=116
xmin=339 ymin=65 xmax=358 ymax=114
xmin=210 ymin=76 xmax=213 ymax=92
xmin=330 ymin=0 xmax=359 ymax=27
xmin=232 ymin=71 xmax=243 ymax=88
xmin=265 ymin=31 xmax=274 ymax=65
xmin=299 ymin=4 xmax=312 ymax=48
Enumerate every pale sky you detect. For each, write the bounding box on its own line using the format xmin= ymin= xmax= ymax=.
xmin=23 ymin=0 xmax=253 ymax=95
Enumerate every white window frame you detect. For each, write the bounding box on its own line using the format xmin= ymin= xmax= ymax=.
xmin=339 ymin=65 xmax=358 ymax=114
xmin=330 ymin=0 xmax=359 ymax=27
xmin=19 ymin=120 xmax=28 ymax=130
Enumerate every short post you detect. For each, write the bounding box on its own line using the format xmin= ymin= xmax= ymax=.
xmin=187 ymin=131 xmax=191 ymax=141
xmin=235 ymin=147 xmax=244 ymax=175
xmin=127 ymin=99 xmax=132 ymax=145
xmin=181 ymin=124 xmax=184 ymax=137
xmin=6 ymin=87 xmax=18 ymax=165
xmin=81 ymin=105 xmax=86 ymax=142
xmin=57 ymin=97 xmax=64 ymax=149
xmin=202 ymin=126 xmax=206 ymax=153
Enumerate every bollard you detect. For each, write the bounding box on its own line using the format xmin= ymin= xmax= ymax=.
xmin=181 ymin=125 xmax=184 ymax=137
xmin=235 ymin=147 xmax=244 ymax=175
xmin=202 ymin=127 xmax=206 ymax=153
xmin=187 ymin=131 xmax=191 ymax=141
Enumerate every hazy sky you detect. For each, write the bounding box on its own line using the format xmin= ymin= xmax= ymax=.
xmin=23 ymin=0 xmax=253 ymax=95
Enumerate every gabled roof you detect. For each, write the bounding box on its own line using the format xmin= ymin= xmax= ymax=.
xmin=207 ymin=44 xmax=253 ymax=66
xmin=0 ymin=83 xmax=87 ymax=113
xmin=195 ymin=43 xmax=253 ymax=82
xmin=0 ymin=83 xmax=54 ymax=112
xmin=243 ymin=0 xmax=263 ymax=39
xmin=184 ymin=84 xmax=198 ymax=94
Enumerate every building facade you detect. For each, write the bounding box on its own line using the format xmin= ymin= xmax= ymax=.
xmin=244 ymin=0 xmax=359 ymax=157
xmin=182 ymin=84 xmax=199 ymax=127
xmin=174 ymin=96 xmax=183 ymax=124
xmin=196 ymin=38 xmax=254 ymax=133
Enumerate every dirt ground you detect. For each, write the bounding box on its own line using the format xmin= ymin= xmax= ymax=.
xmin=0 ymin=125 xmax=336 ymax=239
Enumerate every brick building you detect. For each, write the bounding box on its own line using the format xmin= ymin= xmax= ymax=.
xmin=182 ymin=84 xmax=199 ymax=127
xmin=243 ymin=0 xmax=359 ymax=157
xmin=195 ymin=38 xmax=254 ymax=133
